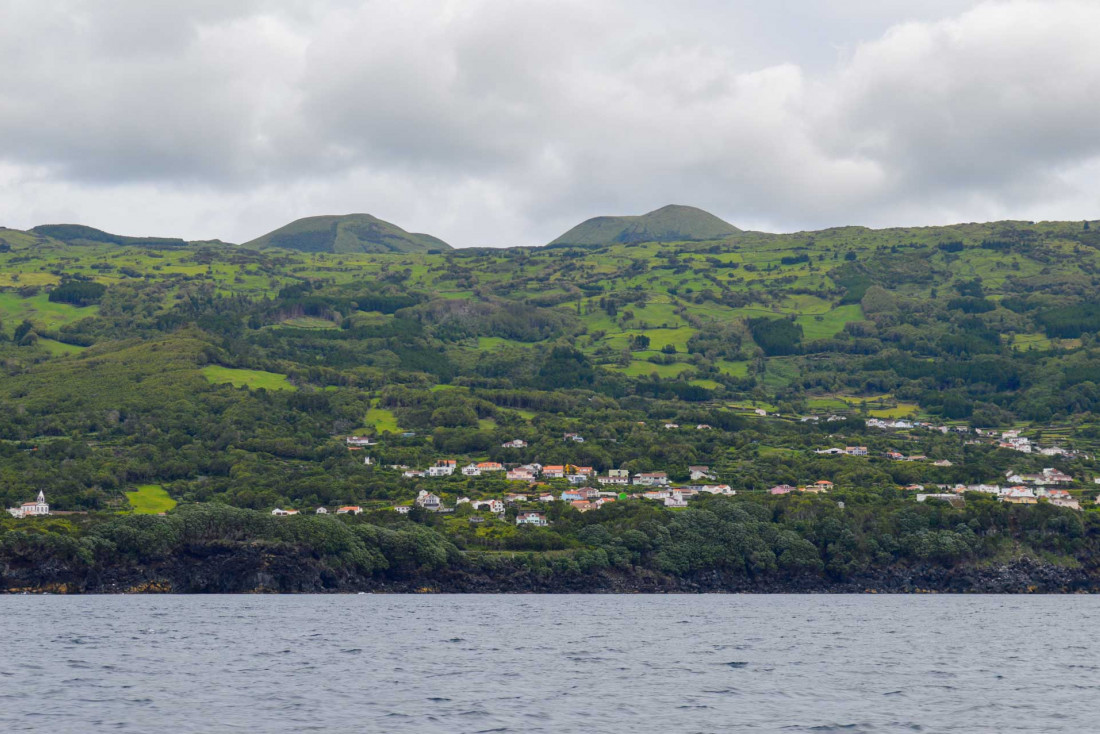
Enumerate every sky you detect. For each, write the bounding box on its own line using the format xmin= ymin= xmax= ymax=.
xmin=0 ymin=0 xmax=1098 ymax=248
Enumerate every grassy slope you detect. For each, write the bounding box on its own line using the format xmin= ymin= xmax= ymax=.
xmin=202 ymin=366 xmax=297 ymax=391
xmin=125 ymin=484 xmax=178 ymax=514
xmin=242 ymin=214 xmax=451 ymax=254
xmin=0 ymin=218 xmax=1094 ymax=416
xmin=549 ymin=204 xmax=740 ymax=245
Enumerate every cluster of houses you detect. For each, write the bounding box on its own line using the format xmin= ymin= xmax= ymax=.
xmin=6 ymin=491 xmax=49 ymax=519
xmin=815 ymin=446 xmax=868 ymax=456
xmin=902 ymin=468 xmax=1081 ymax=508
xmin=272 ymin=461 xmax=1098 ymax=519
xmin=392 ymin=458 xmax=724 ymax=490
xmin=769 ymin=481 xmax=834 ymax=495
xmin=816 ymin=446 xmax=953 ymax=465
xmin=272 ymin=505 xmax=364 ymax=516
xmin=390 ymin=482 xmax=736 ymax=518
xmin=861 ymin=421 xmax=1085 ymax=458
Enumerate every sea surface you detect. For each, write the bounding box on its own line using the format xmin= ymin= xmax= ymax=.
xmin=0 ymin=594 xmax=1095 ymax=733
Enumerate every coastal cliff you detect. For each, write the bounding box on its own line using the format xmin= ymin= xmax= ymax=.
xmin=5 ymin=543 xmax=1098 ymax=594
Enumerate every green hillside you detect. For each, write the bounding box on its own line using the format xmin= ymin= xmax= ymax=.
xmin=0 ymin=216 xmax=1099 ymax=522
xmin=4 ymin=215 xmax=1100 ymax=592
xmin=549 ymin=204 xmax=740 ymax=245
xmin=30 ymin=223 xmax=190 ymax=248
xmin=242 ymin=213 xmax=451 ymax=254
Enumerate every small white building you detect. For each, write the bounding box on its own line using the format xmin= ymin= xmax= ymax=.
xmin=689 ymin=466 xmax=715 ymax=481
xmin=315 ymin=507 xmax=328 ymax=515
xmin=345 ymin=436 xmax=376 ymax=447
xmin=664 ymin=491 xmax=688 ymax=508
xmin=428 ymin=460 xmax=456 ymax=477
xmin=471 ymin=499 xmax=505 ymax=514
xmin=416 ymin=490 xmax=442 ymax=511
xmin=516 ymin=511 xmax=549 ymax=527
xmin=634 ymin=472 xmax=669 ymax=487
xmin=7 ymin=491 xmax=49 ymax=519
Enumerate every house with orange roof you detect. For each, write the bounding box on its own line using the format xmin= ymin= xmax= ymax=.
xmin=337 ymin=506 xmax=362 ymax=515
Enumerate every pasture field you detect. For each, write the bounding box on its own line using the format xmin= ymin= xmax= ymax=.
xmin=37 ymin=338 xmax=88 ymax=356
xmin=125 ymin=484 xmax=177 ymax=514
xmin=609 ymin=360 xmax=693 ymax=378
xmin=280 ymin=316 xmax=339 ymax=329
xmin=364 ymin=406 xmax=401 ymax=433
xmin=201 ymin=366 xmax=297 ymax=391
xmin=0 ymin=292 xmax=98 ymax=332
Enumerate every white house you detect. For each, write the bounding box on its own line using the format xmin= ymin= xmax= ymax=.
xmin=416 ymin=490 xmax=442 ymax=511
xmin=664 ymin=491 xmax=688 ymax=508
xmin=394 ymin=505 xmax=411 ymax=514
xmin=315 ymin=507 xmax=328 ymax=514
xmin=516 ymin=511 xmax=549 ymax=527
xmin=271 ymin=508 xmax=299 ymax=516
xmin=696 ymin=485 xmax=735 ymax=495
xmin=634 ymin=471 xmax=669 ymax=487
xmin=689 ymin=466 xmax=715 ymax=481
xmin=7 ymin=491 xmax=49 ymax=519
xmin=337 ymin=506 xmax=362 ymax=515
xmin=461 ymin=464 xmax=482 ymax=477
xmin=428 ymin=460 xmax=456 ymax=477
xmin=501 ymin=439 xmax=528 ymax=448
xmin=471 ymin=499 xmax=504 ymax=514
xmin=345 ymin=436 xmax=376 ymax=447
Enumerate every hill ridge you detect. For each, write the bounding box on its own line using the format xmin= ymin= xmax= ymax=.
xmin=548 ymin=204 xmax=740 ymax=246
xmin=243 ymin=213 xmax=451 ymax=254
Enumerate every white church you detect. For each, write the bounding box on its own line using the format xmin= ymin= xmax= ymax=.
xmin=7 ymin=491 xmax=49 ymax=519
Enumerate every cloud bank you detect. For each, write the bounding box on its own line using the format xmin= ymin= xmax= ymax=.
xmin=0 ymin=0 xmax=1097 ymax=246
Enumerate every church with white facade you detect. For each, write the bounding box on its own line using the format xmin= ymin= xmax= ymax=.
xmin=7 ymin=491 xmax=49 ymax=519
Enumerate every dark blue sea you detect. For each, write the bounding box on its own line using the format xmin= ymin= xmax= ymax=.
xmin=0 ymin=594 xmax=1095 ymax=732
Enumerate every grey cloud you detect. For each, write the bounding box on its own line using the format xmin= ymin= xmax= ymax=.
xmin=0 ymin=0 xmax=1097 ymax=247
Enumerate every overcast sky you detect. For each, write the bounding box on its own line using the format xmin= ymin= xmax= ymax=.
xmin=1 ymin=0 xmax=1098 ymax=247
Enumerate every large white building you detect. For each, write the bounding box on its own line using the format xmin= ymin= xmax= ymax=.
xmin=7 ymin=491 xmax=49 ymax=519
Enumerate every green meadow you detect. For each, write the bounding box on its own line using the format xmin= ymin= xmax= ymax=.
xmin=202 ymin=366 xmax=297 ymax=391
xmin=125 ymin=484 xmax=177 ymax=514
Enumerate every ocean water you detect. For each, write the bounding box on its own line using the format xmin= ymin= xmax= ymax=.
xmin=0 ymin=594 xmax=1095 ymax=733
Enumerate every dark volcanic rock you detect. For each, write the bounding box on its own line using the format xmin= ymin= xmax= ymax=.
xmin=5 ymin=549 xmax=1100 ymax=594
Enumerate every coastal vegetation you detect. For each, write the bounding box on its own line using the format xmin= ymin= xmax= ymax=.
xmin=3 ymin=210 xmax=1100 ymax=590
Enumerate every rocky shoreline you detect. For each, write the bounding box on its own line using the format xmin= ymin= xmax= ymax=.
xmin=4 ymin=546 xmax=1098 ymax=594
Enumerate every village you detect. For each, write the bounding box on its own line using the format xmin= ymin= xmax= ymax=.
xmin=8 ymin=417 xmax=1100 ymax=523
xmin=324 ymin=430 xmax=1100 ymax=524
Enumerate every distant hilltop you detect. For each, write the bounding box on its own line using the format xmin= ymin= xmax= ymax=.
xmin=548 ymin=204 xmax=740 ymax=246
xmin=241 ymin=213 xmax=452 ymax=254
xmin=30 ymin=223 xmax=192 ymax=248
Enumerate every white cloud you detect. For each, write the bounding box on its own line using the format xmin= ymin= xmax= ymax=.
xmin=0 ymin=0 xmax=1097 ymax=246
